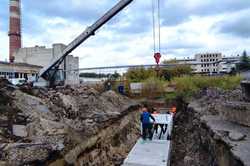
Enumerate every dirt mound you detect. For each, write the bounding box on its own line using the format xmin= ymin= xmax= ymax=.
xmin=0 ymin=78 xmax=10 ymax=88
xmin=171 ymin=87 xmax=249 ymax=166
xmin=0 ymin=85 xmax=140 ymax=165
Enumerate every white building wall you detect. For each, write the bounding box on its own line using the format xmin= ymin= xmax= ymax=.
xmin=65 ymin=55 xmax=79 ymax=85
xmin=14 ymin=46 xmax=53 ymax=67
xmin=0 ymin=62 xmax=41 ymax=79
xmin=13 ymin=43 xmax=79 ymax=85
xmin=195 ymin=53 xmax=222 ymax=73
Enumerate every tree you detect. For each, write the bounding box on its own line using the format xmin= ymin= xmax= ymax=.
xmin=161 ymin=65 xmax=192 ymax=81
xmin=126 ymin=67 xmax=156 ymax=82
xmin=237 ymin=50 xmax=250 ymax=71
xmin=162 ymin=59 xmax=178 ymax=64
xmin=110 ymin=71 xmax=120 ymax=80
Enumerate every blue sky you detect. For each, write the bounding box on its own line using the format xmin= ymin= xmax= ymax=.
xmin=1 ymin=0 xmax=250 ymax=68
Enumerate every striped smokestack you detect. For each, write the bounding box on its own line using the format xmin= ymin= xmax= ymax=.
xmin=9 ymin=0 xmax=21 ymax=63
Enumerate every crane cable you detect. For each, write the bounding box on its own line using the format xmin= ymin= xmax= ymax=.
xmin=157 ymin=0 xmax=161 ymax=53
xmin=152 ymin=0 xmax=156 ymax=53
xmin=152 ymin=0 xmax=161 ymax=54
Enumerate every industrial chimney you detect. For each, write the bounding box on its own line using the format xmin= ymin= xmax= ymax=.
xmin=9 ymin=0 xmax=22 ymax=63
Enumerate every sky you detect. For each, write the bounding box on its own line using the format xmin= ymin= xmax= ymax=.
xmin=0 ymin=0 xmax=250 ymax=68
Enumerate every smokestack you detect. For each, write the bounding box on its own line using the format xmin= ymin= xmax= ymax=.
xmin=9 ymin=0 xmax=22 ymax=63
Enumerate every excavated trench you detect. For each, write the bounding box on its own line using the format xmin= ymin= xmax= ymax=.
xmin=1 ymin=78 xmax=248 ymax=166
xmin=171 ymin=97 xmax=244 ymax=166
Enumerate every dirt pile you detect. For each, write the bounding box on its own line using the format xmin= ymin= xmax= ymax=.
xmin=171 ymin=87 xmax=249 ymax=166
xmin=0 ymin=83 xmax=140 ymax=165
xmin=0 ymin=79 xmax=25 ymax=144
xmin=171 ymin=98 xmax=212 ymax=166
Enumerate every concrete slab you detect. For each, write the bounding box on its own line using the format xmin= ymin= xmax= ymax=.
xmin=12 ymin=125 xmax=27 ymax=137
xmin=123 ymin=138 xmax=170 ymax=166
xmin=201 ymin=116 xmax=250 ymax=166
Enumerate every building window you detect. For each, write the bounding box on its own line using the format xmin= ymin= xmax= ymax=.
xmin=24 ymin=73 xmax=28 ymax=79
xmin=201 ymin=69 xmax=203 ymax=72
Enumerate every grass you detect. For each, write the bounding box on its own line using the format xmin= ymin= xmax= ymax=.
xmin=125 ymin=74 xmax=242 ymax=101
xmin=167 ymin=75 xmax=243 ymax=101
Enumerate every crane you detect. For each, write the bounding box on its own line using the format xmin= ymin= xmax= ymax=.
xmin=38 ymin=0 xmax=134 ymax=86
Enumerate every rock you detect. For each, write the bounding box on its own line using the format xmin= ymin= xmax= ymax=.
xmin=184 ymin=156 xmax=194 ymax=166
xmin=0 ymin=84 xmax=139 ymax=165
xmin=26 ymin=118 xmax=66 ymax=137
xmin=49 ymin=159 xmax=66 ymax=166
xmin=12 ymin=125 xmax=27 ymax=137
xmin=0 ymin=128 xmax=5 ymax=135
xmin=5 ymin=143 xmax=52 ymax=165
xmin=213 ymin=134 xmax=221 ymax=141
xmin=12 ymin=90 xmax=56 ymax=121
xmin=0 ymin=161 xmax=7 ymax=166
xmin=229 ymin=131 xmax=245 ymax=141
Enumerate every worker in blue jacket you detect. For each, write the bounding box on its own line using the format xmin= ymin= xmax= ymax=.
xmin=140 ymin=106 xmax=156 ymax=140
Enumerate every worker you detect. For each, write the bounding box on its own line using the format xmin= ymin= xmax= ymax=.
xmin=170 ymin=106 xmax=177 ymax=114
xmin=152 ymin=108 xmax=159 ymax=134
xmin=140 ymin=106 xmax=156 ymax=141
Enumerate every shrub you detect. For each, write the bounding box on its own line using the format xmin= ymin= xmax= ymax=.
xmin=172 ymin=75 xmax=242 ymax=99
xmin=142 ymin=77 xmax=166 ymax=98
xmin=126 ymin=67 xmax=157 ymax=82
xmin=161 ymin=65 xmax=192 ymax=81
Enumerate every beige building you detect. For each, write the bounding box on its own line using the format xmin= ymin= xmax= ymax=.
xmin=14 ymin=43 xmax=79 ymax=84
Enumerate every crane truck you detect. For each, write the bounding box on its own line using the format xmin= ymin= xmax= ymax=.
xmin=37 ymin=0 xmax=134 ymax=87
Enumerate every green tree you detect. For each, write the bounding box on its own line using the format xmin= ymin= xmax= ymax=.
xmin=161 ymin=65 xmax=192 ymax=81
xmin=110 ymin=71 xmax=120 ymax=80
xmin=126 ymin=67 xmax=156 ymax=82
xmin=237 ymin=50 xmax=250 ymax=71
xmin=162 ymin=59 xmax=178 ymax=64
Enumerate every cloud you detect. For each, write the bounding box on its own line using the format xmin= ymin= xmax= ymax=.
xmin=1 ymin=0 xmax=250 ymax=66
xmin=22 ymin=0 xmax=116 ymax=22
xmin=162 ymin=0 xmax=250 ymax=26
xmin=214 ymin=9 xmax=250 ymax=38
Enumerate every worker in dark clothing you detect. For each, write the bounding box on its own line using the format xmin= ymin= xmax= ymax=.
xmin=140 ymin=107 xmax=156 ymax=140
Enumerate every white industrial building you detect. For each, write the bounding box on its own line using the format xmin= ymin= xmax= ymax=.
xmin=1 ymin=0 xmax=79 ymax=85
xmin=0 ymin=61 xmax=42 ymax=79
xmin=13 ymin=43 xmax=79 ymax=85
xmin=177 ymin=53 xmax=240 ymax=74
xmin=195 ymin=53 xmax=222 ymax=73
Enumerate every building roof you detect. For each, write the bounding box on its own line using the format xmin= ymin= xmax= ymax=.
xmin=0 ymin=61 xmax=42 ymax=68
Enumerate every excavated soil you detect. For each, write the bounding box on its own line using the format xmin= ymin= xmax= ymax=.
xmin=171 ymin=88 xmax=248 ymax=166
xmin=0 ymin=79 xmax=141 ymax=166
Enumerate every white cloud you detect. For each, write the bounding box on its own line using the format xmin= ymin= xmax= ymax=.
xmin=1 ymin=0 xmax=250 ymax=67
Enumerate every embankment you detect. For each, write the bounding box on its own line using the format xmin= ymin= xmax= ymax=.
xmin=0 ymin=79 xmax=141 ymax=166
xmin=171 ymin=88 xmax=249 ymax=166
